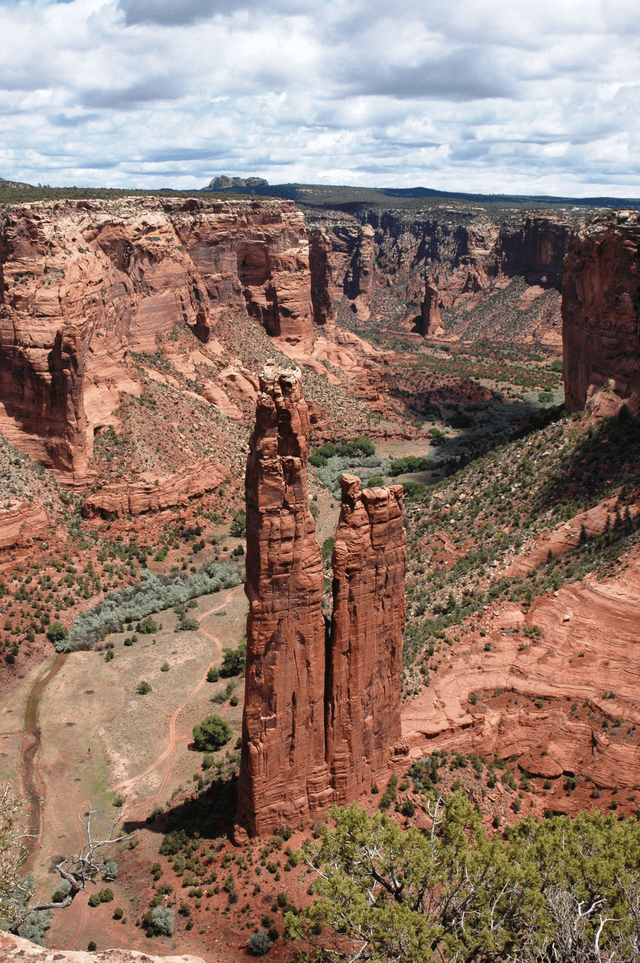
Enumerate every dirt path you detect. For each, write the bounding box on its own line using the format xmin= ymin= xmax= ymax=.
xmin=17 ymin=652 xmax=68 ymax=868
xmin=112 ymin=593 xmax=230 ymax=820
xmin=64 ymin=593 xmax=234 ymax=951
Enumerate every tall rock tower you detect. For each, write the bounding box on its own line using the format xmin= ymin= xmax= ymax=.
xmin=326 ymin=474 xmax=406 ymax=804
xmin=236 ymin=365 xmax=406 ymax=839
xmin=235 ymin=363 xmax=333 ymax=840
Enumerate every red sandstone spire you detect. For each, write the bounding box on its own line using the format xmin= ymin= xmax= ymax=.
xmin=326 ymin=474 xmax=406 ymax=804
xmin=236 ymin=371 xmax=406 ymax=839
xmin=235 ymin=362 xmax=332 ymax=841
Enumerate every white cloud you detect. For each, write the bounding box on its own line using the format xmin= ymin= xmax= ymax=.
xmin=0 ymin=0 xmax=638 ymax=196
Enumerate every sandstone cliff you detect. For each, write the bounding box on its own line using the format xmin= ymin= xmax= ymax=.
xmin=237 ymin=368 xmax=406 ymax=837
xmin=235 ymin=363 xmax=332 ymax=839
xmin=562 ymin=211 xmax=640 ymax=415
xmin=0 ymin=197 xmax=319 ymax=484
xmin=305 ymin=206 xmax=575 ymax=343
xmin=327 ymin=474 xmax=406 ymax=804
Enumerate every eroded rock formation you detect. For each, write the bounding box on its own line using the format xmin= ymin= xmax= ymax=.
xmin=81 ymin=457 xmax=226 ymax=518
xmin=0 ymin=931 xmax=204 ymax=963
xmin=327 ymin=474 xmax=406 ymax=804
xmin=0 ymin=197 xmax=321 ymax=483
xmin=305 ymin=206 xmax=574 ymax=343
xmin=421 ymin=277 xmax=443 ymax=336
xmin=236 ymin=368 xmax=406 ymax=838
xmin=235 ymin=362 xmax=332 ymax=839
xmin=562 ymin=212 xmax=640 ymax=415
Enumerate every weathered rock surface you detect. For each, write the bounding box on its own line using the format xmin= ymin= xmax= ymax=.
xmin=421 ymin=277 xmax=443 ymax=336
xmin=563 ymin=212 xmax=640 ymax=415
xmin=309 ymin=229 xmax=335 ymax=327
xmin=0 ymin=932 xmax=204 ymax=963
xmin=327 ymin=474 xmax=406 ymax=803
xmin=235 ymin=363 xmax=332 ymax=839
xmin=306 ymin=206 xmax=574 ymax=343
xmin=81 ymin=457 xmax=226 ymax=518
xmin=0 ymin=499 xmax=49 ymax=548
xmin=402 ymin=555 xmax=640 ymax=792
xmin=0 ymin=197 xmax=320 ymax=484
xmin=237 ymin=370 xmax=407 ymax=837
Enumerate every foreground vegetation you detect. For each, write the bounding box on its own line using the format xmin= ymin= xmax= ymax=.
xmin=289 ymin=796 xmax=640 ymax=962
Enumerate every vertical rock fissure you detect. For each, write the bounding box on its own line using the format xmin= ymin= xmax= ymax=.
xmin=235 ymin=365 xmax=406 ymax=840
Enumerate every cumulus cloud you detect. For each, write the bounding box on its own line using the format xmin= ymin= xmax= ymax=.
xmin=0 ymin=0 xmax=638 ymax=195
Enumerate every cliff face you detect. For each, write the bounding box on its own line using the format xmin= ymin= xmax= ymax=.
xmin=0 ymin=197 xmax=318 ymax=484
xmin=327 ymin=474 xmax=406 ymax=804
xmin=562 ymin=212 xmax=640 ymax=415
xmin=235 ymin=363 xmax=332 ymax=839
xmin=237 ymin=368 xmax=406 ymax=838
xmin=305 ymin=206 xmax=574 ymax=342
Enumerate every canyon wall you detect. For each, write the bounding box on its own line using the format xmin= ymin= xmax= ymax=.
xmin=236 ymin=366 xmax=406 ymax=838
xmin=562 ymin=212 xmax=640 ymax=416
xmin=327 ymin=474 xmax=406 ymax=804
xmin=0 ymin=197 xmax=321 ymax=484
xmin=305 ymin=206 xmax=575 ymax=340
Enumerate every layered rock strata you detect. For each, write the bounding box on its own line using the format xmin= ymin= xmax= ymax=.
xmin=562 ymin=212 xmax=640 ymax=415
xmin=0 ymin=197 xmax=320 ymax=483
xmin=0 ymin=931 xmax=205 ymax=963
xmin=81 ymin=457 xmax=226 ymax=518
xmin=327 ymin=474 xmax=406 ymax=804
xmin=305 ymin=206 xmax=575 ymax=342
xmin=236 ymin=367 xmax=406 ymax=838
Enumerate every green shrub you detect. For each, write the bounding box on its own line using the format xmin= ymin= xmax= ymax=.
xmin=207 ymin=667 xmax=219 ymax=683
xmin=137 ymin=681 xmax=152 ymax=694
xmin=142 ymin=905 xmax=174 ymax=937
xmin=248 ymin=930 xmax=273 ymax=956
xmin=192 ymin=714 xmax=233 ymax=751
xmin=220 ymin=642 xmax=246 ymax=678
xmin=46 ymin=622 xmax=68 ymax=645
xmin=230 ymin=510 xmax=247 ymax=537
xmin=137 ymin=616 xmax=159 ymax=634
xmin=160 ymin=662 xmax=169 ymax=672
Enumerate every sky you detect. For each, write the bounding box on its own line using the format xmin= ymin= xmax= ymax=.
xmin=1 ymin=0 xmax=639 ymax=196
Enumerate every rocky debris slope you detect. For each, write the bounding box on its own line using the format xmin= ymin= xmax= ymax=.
xmin=236 ymin=366 xmax=406 ymax=838
xmin=563 ymin=211 xmax=640 ymax=416
xmin=327 ymin=474 xmax=406 ymax=804
xmin=0 ymin=932 xmax=204 ymax=963
xmin=305 ymin=205 xmax=575 ymax=343
xmin=0 ymin=197 xmax=318 ymax=484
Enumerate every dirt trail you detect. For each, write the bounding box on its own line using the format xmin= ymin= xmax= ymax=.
xmin=40 ymin=587 xmax=245 ymax=953
xmin=112 ymin=594 xmax=231 ymax=820
xmin=65 ymin=592 xmax=236 ymax=951
xmin=18 ymin=652 xmax=68 ymax=867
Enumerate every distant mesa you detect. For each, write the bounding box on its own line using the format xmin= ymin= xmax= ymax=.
xmin=208 ymin=175 xmax=269 ymax=191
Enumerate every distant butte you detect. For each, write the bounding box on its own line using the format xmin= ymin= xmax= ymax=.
xmin=235 ymin=364 xmax=407 ymax=839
